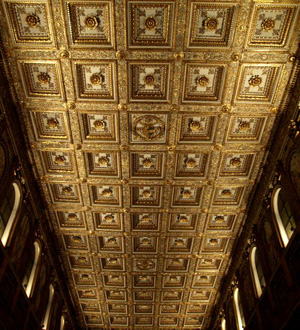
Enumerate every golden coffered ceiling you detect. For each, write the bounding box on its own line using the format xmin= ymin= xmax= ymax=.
xmin=0 ymin=0 xmax=299 ymax=329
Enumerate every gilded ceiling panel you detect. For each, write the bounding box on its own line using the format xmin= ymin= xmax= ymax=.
xmin=0 ymin=0 xmax=299 ymax=329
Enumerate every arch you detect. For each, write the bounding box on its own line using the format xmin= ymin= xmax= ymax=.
xmin=250 ymin=246 xmax=266 ymax=298
xmin=23 ymin=241 xmax=41 ymax=297
xmin=60 ymin=315 xmax=65 ymax=330
xmin=272 ymin=187 xmax=296 ymax=247
xmin=221 ymin=317 xmax=226 ymax=330
xmin=233 ymin=287 xmax=245 ymax=330
xmin=1 ymin=181 xmax=22 ymax=247
xmin=42 ymin=284 xmax=55 ymax=330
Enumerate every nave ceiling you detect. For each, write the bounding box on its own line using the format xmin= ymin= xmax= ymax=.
xmin=0 ymin=0 xmax=299 ymax=329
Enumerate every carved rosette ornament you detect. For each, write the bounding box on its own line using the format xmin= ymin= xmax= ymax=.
xmin=195 ymin=75 xmax=209 ymax=87
xmin=142 ymin=189 xmax=152 ymax=198
xmin=203 ymin=17 xmax=218 ymax=30
xmin=142 ymin=158 xmax=153 ymax=168
xmin=26 ymin=13 xmax=40 ymax=27
xmin=98 ymin=156 xmax=109 ymax=166
xmin=178 ymin=215 xmax=189 ymax=224
xmin=230 ymin=157 xmax=241 ymax=167
xmin=84 ymin=16 xmax=99 ymax=29
xmin=67 ymin=213 xmax=78 ymax=221
xmin=93 ymin=119 xmax=106 ymax=130
xmin=186 ymin=158 xmax=196 ymax=168
xmin=214 ymin=216 xmax=225 ymax=223
xmin=47 ymin=118 xmax=59 ymax=129
xmin=221 ymin=189 xmax=232 ymax=197
xmin=104 ymin=214 xmax=114 ymax=222
xmin=261 ymin=18 xmax=275 ymax=31
xmin=248 ymin=75 xmax=262 ymax=87
xmin=140 ymin=215 xmax=151 ymax=223
xmin=37 ymin=72 xmax=51 ymax=84
xmin=90 ymin=73 xmax=104 ymax=85
xmin=209 ymin=238 xmax=218 ymax=246
xmin=144 ymin=74 xmax=156 ymax=86
xmin=62 ymin=186 xmax=72 ymax=195
xmin=189 ymin=120 xmax=202 ymax=132
xmin=102 ymin=188 xmax=113 ymax=197
xmin=54 ymin=155 xmax=66 ymax=165
xmin=182 ymin=190 xmax=192 ymax=198
xmin=238 ymin=120 xmax=251 ymax=132
xmin=144 ymin=17 xmax=157 ymax=30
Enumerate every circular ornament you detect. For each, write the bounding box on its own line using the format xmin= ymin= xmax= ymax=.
xmin=144 ymin=16 xmax=157 ymax=30
xmin=26 ymin=13 xmax=40 ymax=28
xmin=84 ymin=15 xmax=99 ymax=29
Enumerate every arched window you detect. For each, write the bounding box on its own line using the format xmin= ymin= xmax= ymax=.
xmin=250 ymin=246 xmax=266 ymax=298
xmin=272 ymin=187 xmax=296 ymax=247
xmin=60 ymin=315 xmax=65 ymax=330
xmin=233 ymin=287 xmax=245 ymax=330
xmin=42 ymin=284 xmax=55 ymax=330
xmin=221 ymin=317 xmax=226 ymax=330
xmin=22 ymin=241 xmax=41 ymax=297
xmin=0 ymin=181 xmax=22 ymax=246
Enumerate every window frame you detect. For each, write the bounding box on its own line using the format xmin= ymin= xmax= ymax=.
xmin=42 ymin=284 xmax=55 ymax=330
xmin=250 ymin=246 xmax=266 ymax=298
xmin=233 ymin=287 xmax=245 ymax=330
xmin=272 ymin=186 xmax=295 ymax=247
xmin=1 ymin=180 xmax=22 ymax=247
xmin=25 ymin=240 xmax=41 ymax=298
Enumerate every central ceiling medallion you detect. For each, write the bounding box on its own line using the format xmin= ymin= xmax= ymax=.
xmin=46 ymin=118 xmax=59 ymax=129
xmin=189 ymin=120 xmax=202 ymax=132
xmin=248 ymin=75 xmax=262 ymax=87
xmin=93 ymin=119 xmax=106 ymax=130
xmin=37 ymin=72 xmax=51 ymax=84
xmin=186 ymin=158 xmax=196 ymax=168
xmin=142 ymin=189 xmax=152 ymax=198
xmin=209 ymin=238 xmax=218 ymax=246
xmin=72 ymin=235 xmax=82 ymax=243
xmin=140 ymin=215 xmax=151 ymax=223
xmin=203 ymin=17 xmax=218 ymax=30
xmin=261 ymin=18 xmax=275 ymax=31
xmin=104 ymin=214 xmax=114 ymax=223
xmin=178 ymin=215 xmax=189 ymax=223
xmin=214 ymin=216 xmax=225 ymax=223
xmin=67 ymin=213 xmax=78 ymax=221
xmin=133 ymin=115 xmax=165 ymax=141
xmin=238 ymin=121 xmax=251 ymax=132
xmin=195 ymin=75 xmax=209 ymax=87
xmin=98 ymin=156 xmax=109 ymax=166
xmin=142 ymin=158 xmax=153 ymax=168
xmin=230 ymin=157 xmax=241 ymax=167
xmin=144 ymin=74 xmax=156 ymax=86
xmin=62 ymin=186 xmax=73 ymax=195
xmin=90 ymin=73 xmax=104 ymax=85
xmin=84 ymin=15 xmax=99 ymax=30
xmin=102 ymin=188 xmax=113 ymax=197
xmin=221 ymin=189 xmax=232 ymax=197
xmin=144 ymin=16 xmax=157 ymax=30
xmin=54 ymin=155 xmax=66 ymax=165
xmin=182 ymin=190 xmax=192 ymax=198
xmin=25 ymin=13 xmax=40 ymax=28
